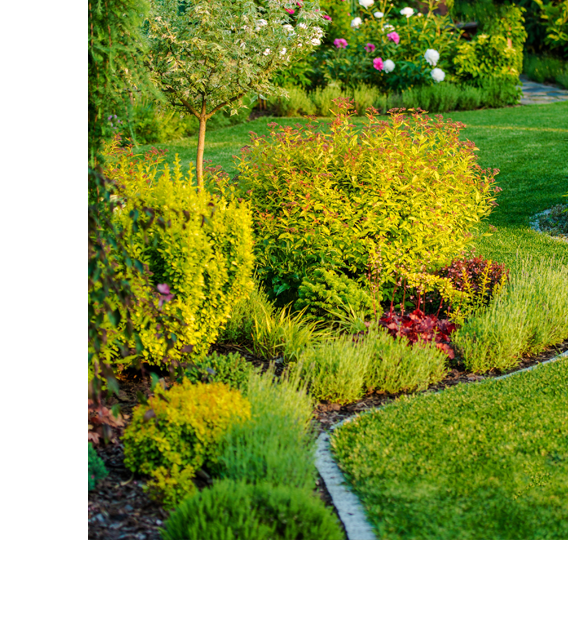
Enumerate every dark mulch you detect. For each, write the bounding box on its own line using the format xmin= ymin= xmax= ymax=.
xmin=89 ymin=337 xmax=568 ymax=540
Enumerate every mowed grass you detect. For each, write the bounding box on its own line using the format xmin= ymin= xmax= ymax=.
xmin=331 ymin=357 xmax=568 ymax=539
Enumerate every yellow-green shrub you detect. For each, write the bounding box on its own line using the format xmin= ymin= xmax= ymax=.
xmin=237 ymin=100 xmax=500 ymax=305
xmin=102 ymin=140 xmax=254 ymax=364
xmin=122 ymin=380 xmax=251 ymax=509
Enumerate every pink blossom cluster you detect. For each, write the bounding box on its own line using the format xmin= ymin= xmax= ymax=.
xmin=334 ymin=38 xmax=348 ymax=48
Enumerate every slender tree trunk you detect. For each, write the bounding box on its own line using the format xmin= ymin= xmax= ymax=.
xmin=196 ymin=97 xmax=207 ymax=191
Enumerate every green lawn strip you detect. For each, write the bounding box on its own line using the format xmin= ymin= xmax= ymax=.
xmin=331 ymin=357 xmax=568 ymax=540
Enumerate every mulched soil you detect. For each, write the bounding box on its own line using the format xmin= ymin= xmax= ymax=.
xmin=88 ymin=336 xmax=568 ymax=540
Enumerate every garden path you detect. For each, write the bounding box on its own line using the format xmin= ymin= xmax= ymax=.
xmin=520 ymin=76 xmax=568 ymax=105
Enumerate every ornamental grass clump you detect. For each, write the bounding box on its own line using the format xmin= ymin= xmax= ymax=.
xmin=452 ymin=255 xmax=568 ymax=373
xmin=237 ymin=99 xmax=500 ymax=305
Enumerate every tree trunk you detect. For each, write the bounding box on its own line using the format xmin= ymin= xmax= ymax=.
xmin=196 ymin=98 xmax=207 ymax=191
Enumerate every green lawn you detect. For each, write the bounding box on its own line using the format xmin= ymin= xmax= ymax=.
xmin=331 ymin=357 xmax=568 ymax=539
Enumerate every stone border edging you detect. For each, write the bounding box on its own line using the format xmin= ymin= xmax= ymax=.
xmin=316 ymin=349 xmax=568 ymax=540
xmin=529 ymin=209 xmax=568 ymax=243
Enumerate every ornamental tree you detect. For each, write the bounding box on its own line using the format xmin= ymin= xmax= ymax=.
xmin=145 ymin=0 xmax=325 ymax=188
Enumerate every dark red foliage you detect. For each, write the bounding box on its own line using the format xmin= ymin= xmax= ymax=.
xmin=378 ymin=308 xmax=457 ymax=358
xmin=437 ymin=255 xmax=508 ymax=303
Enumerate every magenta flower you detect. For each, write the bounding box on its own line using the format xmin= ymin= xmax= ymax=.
xmin=373 ymin=57 xmax=384 ymax=71
xmin=285 ymin=8 xmax=294 ymax=14
xmin=334 ymin=38 xmax=348 ymax=48
xmin=365 ymin=43 xmax=376 ymax=53
xmin=322 ymin=14 xmax=332 ymax=21
xmin=387 ymin=31 xmax=400 ymax=45
xmin=157 ymin=283 xmax=174 ymax=307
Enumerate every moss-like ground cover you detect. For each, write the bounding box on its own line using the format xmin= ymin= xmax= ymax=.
xmin=331 ymin=357 xmax=568 ymax=539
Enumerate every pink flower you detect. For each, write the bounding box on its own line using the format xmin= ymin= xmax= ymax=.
xmin=387 ymin=31 xmax=400 ymax=45
xmin=334 ymin=38 xmax=348 ymax=48
xmin=323 ymin=14 xmax=332 ymax=21
xmin=157 ymin=283 xmax=174 ymax=307
xmin=365 ymin=43 xmax=376 ymax=53
xmin=285 ymin=8 xmax=294 ymax=14
xmin=373 ymin=57 xmax=384 ymax=71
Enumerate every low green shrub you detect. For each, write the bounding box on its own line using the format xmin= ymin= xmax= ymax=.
xmin=183 ymin=350 xmax=254 ymax=392
xmin=214 ymin=368 xmax=315 ymax=489
xmin=524 ymin=54 xmax=568 ymax=87
xmin=293 ymin=335 xmax=373 ymax=404
xmin=311 ymin=85 xmax=343 ymax=116
xmin=453 ymin=255 xmax=568 ymax=373
xmin=332 ymin=357 xmax=568 ymax=539
xmin=122 ymin=380 xmax=251 ymax=509
xmin=101 ymin=142 xmax=254 ymax=364
xmin=270 ymin=87 xmax=316 ymax=117
xmin=88 ymin=443 xmax=108 ymax=492
xmin=363 ymin=326 xmax=448 ymax=395
xmin=295 ymin=268 xmax=373 ymax=322
xmin=238 ymin=101 xmax=500 ymax=305
xmin=536 ymin=203 xmax=568 ymax=237
xmin=161 ymin=479 xmax=345 ymax=540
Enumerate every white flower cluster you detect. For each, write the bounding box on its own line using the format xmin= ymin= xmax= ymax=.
xmin=400 ymin=7 xmax=414 ymax=18
xmin=351 ymin=17 xmax=362 ymax=28
xmin=383 ymin=59 xmax=395 ymax=73
xmin=431 ymin=68 xmax=445 ymax=82
xmin=382 ymin=23 xmax=395 ymax=32
xmin=424 ymin=49 xmax=440 ymax=66
xmin=359 ymin=0 xmax=374 ymax=7
xmin=374 ymin=11 xmax=384 ymax=18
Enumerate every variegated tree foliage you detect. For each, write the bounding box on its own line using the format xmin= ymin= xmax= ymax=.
xmin=146 ymin=0 xmax=325 ymax=187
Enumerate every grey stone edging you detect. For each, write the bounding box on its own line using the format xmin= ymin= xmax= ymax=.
xmin=316 ymin=349 xmax=568 ymax=540
xmin=529 ymin=209 xmax=568 ymax=243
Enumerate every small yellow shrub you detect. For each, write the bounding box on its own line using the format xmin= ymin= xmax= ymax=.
xmin=123 ymin=380 xmax=251 ymax=509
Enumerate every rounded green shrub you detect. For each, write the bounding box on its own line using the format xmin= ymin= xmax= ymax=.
xmin=101 ymin=142 xmax=254 ymax=364
xmin=88 ymin=443 xmax=108 ymax=492
xmin=161 ymin=479 xmax=345 ymax=540
xmin=237 ymin=101 xmax=500 ymax=305
xmin=122 ymin=380 xmax=251 ymax=509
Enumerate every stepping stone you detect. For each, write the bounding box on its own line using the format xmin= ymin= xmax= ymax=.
xmin=520 ymin=77 xmax=568 ymax=105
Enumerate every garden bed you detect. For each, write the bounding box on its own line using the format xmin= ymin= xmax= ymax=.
xmin=89 ymin=335 xmax=568 ymax=540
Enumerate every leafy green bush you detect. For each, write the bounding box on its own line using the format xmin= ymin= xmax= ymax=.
xmin=238 ymin=100 xmax=500 ymax=305
xmin=161 ymin=479 xmax=345 ymax=540
xmin=534 ymin=0 xmax=568 ymax=58
xmin=524 ymin=53 xmax=568 ymax=86
xmin=102 ymin=143 xmax=254 ymax=364
xmin=453 ymin=255 xmax=568 ymax=373
xmin=214 ymin=368 xmax=316 ymax=489
xmin=122 ymin=380 xmax=251 ymax=509
xmin=332 ymin=357 xmax=568 ymax=539
xmin=183 ymin=351 xmax=254 ymax=392
xmin=295 ymin=268 xmax=373 ymax=321
xmin=88 ymin=443 xmax=108 ymax=492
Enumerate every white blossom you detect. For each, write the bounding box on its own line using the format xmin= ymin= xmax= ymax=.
xmin=400 ymin=7 xmax=414 ymax=17
xmin=382 ymin=23 xmax=395 ymax=31
xmin=383 ymin=59 xmax=395 ymax=73
xmin=313 ymin=27 xmax=324 ymax=37
xmin=374 ymin=11 xmax=384 ymax=18
xmin=311 ymin=38 xmax=321 ymax=46
xmin=280 ymin=47 xmax=287 ymax=55
xmin=283 ymin=24 xmax=294 ymax=32
xmin=351 ymin=17 xmax=362 ymax=28
xmin=298 ymin=22 xmax=307 ymax=29
xmin=263 ymin=48 xmax=271 ymax=56
xmin=431 ymin=68 xmax=445 ymax=82
xmin=424 ymin=49 xmax=440 ymax=66
xmin=255 ymin=19 xmax=268 ymax=31
xmin=359 ymin=0 xmax=374 ymax=7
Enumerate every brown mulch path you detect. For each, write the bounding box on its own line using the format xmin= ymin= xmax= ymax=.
xmin=89 ymin=336 xmax=568 ymax=540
